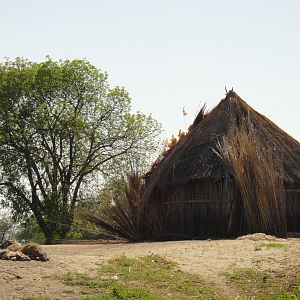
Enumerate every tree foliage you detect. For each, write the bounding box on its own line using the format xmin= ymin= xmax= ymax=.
xmin=0 ymin=214 xmax=17 ymax=242
xmin=0 ymin=58 xmax=161 ymax=243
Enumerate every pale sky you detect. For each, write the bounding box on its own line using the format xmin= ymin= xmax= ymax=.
xmin=1 ymin=0 xmax=299 ymax=141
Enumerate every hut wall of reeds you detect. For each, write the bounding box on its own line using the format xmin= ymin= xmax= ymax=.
xmin=143 ymin=91 xmax=300 ymax=239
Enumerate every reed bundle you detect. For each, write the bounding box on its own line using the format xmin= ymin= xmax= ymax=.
xmin=221 ymin=126 xmax=287 ymax=237
xmin=82 ymin=172 xmax=145 ymax=242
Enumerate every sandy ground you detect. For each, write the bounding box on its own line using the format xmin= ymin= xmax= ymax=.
xmin=1 ymin=236 xmax=299 ymax=300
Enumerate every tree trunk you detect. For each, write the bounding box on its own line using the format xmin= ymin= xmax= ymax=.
xmin=31 ymin=205 xmax=54 ymax=244
xmin=45 ymin=234 xmax=54 ymax=245
xmin=57 ymin=211 xmax=74 ymax=239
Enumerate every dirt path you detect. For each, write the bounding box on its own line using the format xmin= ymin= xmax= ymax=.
xmin=1 ymin=237 xmax=299 ymax=300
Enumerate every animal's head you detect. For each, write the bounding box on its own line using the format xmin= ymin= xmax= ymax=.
xmin=1 ymin=240 xmax=18 ymax=249
xmin=22 ymin=244 xmax=50 ymax=262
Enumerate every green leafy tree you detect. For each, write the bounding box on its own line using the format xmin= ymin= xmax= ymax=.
xmin=0 ymin=58 xmax=161 ymax=243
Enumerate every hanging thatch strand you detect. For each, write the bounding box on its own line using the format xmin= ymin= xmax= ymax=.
xmin=191 ymin=103 xmax=209 ymax=129
xmin=82 ymin=172 xmax=145 ymax=242
xmin=220 ymin=126 xmax=287 ymax=237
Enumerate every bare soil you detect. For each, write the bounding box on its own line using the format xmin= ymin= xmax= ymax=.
xmin=1 ymin=236 xmax=299 ymax=300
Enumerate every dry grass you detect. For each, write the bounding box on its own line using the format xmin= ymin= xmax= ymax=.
xmin=221 ymin=126 xmax=287 ymax=237
xmin=82 ymin=173 xmax=145 ymax=242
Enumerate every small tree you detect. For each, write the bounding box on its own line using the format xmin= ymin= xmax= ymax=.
xmin=0 ymin=58 xmax=161 ymax=243
xmin=0 ymin=215 xmax=17 ymax=242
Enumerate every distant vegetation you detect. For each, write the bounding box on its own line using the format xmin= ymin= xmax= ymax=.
xmin=0 ymin=214 xmax=17 ymax=242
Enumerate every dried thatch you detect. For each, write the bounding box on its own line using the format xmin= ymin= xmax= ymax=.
xmin=82 ymin=173 xmax=145 ymax=242
xmin=220 ymin=126 xmax=287 ymax=237
xmin=143 ymin=91 xmax=300 ymax=239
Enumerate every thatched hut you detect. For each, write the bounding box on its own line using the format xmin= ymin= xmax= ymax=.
xmin=143 ymin=91 xmax=300 ymax=239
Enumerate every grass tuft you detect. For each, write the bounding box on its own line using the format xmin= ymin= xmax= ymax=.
xmin=63 ymin=254 xmax=222 ymax=300
xmin=225 ymin=267 xmax=300 ymax=299
xmin=259 ymin=242 xmax=288 ymax=249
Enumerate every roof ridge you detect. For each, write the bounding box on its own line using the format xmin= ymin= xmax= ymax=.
xmin=143 ymin=90 xmax=300 ymax=194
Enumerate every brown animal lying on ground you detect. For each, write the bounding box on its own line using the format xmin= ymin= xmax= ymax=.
xmin=0 ymin=239 xmax=21 ymax=250
xmin=0 ymin=249 xmax=31 ymax=261
xmin=0 ymin=240 xmax=49 ymax=261
xmin=1 ymin=240 xmax=22 ymax=251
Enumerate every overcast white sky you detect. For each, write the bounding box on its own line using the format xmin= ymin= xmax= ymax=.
xmin=1 ymin=0 xmax=299 ymax=141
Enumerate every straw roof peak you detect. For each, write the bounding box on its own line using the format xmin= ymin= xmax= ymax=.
xmin=145 ymin=91 xmax=300 ymax=193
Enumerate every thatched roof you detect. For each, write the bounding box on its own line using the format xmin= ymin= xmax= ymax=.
xmin=146 ymin=91 xmax=300 ymax=192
